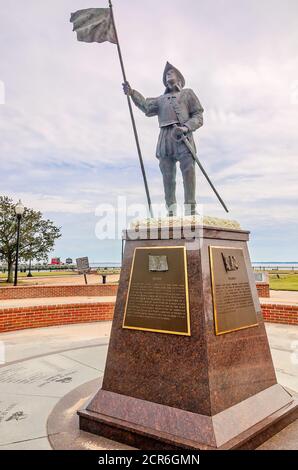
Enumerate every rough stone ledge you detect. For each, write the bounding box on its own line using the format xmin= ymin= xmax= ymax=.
xmin=130 ymin=215 xmax=241 ymax=230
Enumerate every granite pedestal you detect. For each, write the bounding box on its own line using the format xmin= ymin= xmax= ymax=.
xmin=79 ymin=221 xmax=297 ymax=449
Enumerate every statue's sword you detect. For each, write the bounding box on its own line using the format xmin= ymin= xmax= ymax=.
xmin=172 ymin=125 xmax=229 ymax=213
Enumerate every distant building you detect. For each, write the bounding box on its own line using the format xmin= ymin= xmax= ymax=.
xmin=65 ymin=258 xmax=73 ymax=265
xmin=50 ymin=257 xmax=61 ymax=265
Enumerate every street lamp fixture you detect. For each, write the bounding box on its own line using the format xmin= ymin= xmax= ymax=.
xmin=14 ymin=200 xmax=25 ymax=286
xmin=15 ymin=200 xmax=25 ymax=217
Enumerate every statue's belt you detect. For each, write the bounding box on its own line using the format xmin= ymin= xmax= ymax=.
xmin=167 ymin=101 xmax=193 ymax=148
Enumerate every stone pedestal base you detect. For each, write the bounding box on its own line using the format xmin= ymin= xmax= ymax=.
xmin=79 ymin=221 xmax=297 ymax=450
xmin=79 ymin=387 xmax=297 ymax=450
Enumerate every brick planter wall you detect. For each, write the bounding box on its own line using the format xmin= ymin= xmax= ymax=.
xmin=0 ymin=284 xmax=118 ymax=300
xmin=1 ymin=299 xmax=297 ymax=333
xmin=0 ymin=283 xmax=268 ymax=301
xmin=0 ymin=302 xmax=115 ymax=333
xmin=261 ymin=303 xmax=298 ymax=325
xmin=256 ymin=283 xmax=270 ymax=298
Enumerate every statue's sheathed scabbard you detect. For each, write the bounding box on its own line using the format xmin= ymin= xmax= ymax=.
xmin=171 ymin=125 xmax=229 ymax=213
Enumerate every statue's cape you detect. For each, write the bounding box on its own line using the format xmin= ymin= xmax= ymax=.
xmin=163 ymin=62 xmax=185 ymax=88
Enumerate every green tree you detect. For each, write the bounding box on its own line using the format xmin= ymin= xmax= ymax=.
xmin=0 ymin=196 xmax=61 ymax=283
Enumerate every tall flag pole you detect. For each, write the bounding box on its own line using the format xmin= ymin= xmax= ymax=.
xmin=70 ymin=3 xmax=154 ymax=218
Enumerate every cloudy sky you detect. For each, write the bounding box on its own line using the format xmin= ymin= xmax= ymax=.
xmin=0 ymin=0 xmax=297 ymax=263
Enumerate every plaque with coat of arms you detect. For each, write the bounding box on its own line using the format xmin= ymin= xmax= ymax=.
xmin=123 ymin=246 xmax=190 ymax=335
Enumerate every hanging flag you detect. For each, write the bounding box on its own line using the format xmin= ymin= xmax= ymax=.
xmin=70 ymin=8 xmax=117 ymax=44
xmin=69 ymin=3 xmax=154 ymax=217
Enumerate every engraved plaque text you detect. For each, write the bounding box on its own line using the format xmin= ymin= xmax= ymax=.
xmin=209 ymin=246 xmax=258 ymax=335
xmin=123 ymin=247 xmax=190 ymax=335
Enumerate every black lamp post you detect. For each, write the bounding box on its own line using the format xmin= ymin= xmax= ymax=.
xmin=14 ymin=200 xmax=24 ymax=286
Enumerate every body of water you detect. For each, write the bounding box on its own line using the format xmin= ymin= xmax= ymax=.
xmin=252 ymin=262 xmax=298 ymax=271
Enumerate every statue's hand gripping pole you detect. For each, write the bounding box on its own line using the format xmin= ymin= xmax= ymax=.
xmin=172 ymin=125 xmax=229 ymax=213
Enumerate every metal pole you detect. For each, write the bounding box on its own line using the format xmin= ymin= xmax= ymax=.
xmin=173 ymin=126 xmax=229 ymax=213
xmin=108 ymin=0 xmax=154 ymax=218
xmin=14 ymin=215 xmax=21 ymax=286
xmin=121 ymin=237 xmax=125 ymax=265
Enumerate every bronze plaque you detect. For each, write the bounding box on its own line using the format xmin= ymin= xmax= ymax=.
xmin=123 ymin=246 xmax=190 ymax=335
xmin=209 ymin=246 xmax=258 ymax=335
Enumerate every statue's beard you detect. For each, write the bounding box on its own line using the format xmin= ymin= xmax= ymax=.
xmin=167 ymin=80 xmax=176 ymax=89
xmin=166 ymin=80 xmax=181 ymax=91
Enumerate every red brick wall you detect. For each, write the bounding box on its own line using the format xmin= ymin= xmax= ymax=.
xmin=1 ymin=299 xmax=297 ymax=333
xmin=0 ymin=302 xmax=115 ymax=333
xmin=261 ymin=303 xmax=298 ymax=325
xmin=0 ymin=284 xmax=118 ymax=300
xmin=1 ymin=283 xmax=268 ymax=301
xmin=256 ymin=283 xmax=270 ymax=298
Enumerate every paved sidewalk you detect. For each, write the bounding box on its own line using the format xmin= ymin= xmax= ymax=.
xmin=0 ymin=322 xmax=112 ymax=450
xmin=262 ymin=290 xmax=298 ymax=305
xmin=0 ymin=321 xmax=111 ymax=364
xmin=0 ymin=296 xmax=116 ymax=309
xmin=0 ymin=322 xmax=297 ymax=449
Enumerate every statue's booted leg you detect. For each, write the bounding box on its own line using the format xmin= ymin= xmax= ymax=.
xmin=180 ymin=154 xmax=196 ymax=216
xmin=159 ymin=157 xmax=177 ymax=216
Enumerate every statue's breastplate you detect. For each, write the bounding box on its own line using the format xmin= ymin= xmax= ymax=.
xmin=158 ymin=93 xmax=182 ymax=128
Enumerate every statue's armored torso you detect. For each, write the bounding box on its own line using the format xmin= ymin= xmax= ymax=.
xmin=131 ymin=88 xmax=204 ymax=159
xmin=131 ymin=88 xmax=203 ymax=128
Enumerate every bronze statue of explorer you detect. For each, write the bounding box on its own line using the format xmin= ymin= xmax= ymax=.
xmin=123 ymin=62 xmax=204 ymax=216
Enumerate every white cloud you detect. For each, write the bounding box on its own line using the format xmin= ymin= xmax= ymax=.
xmin=0 ymin=0 xmax=297 ymax=260
xmin=4 ymin=192 xmax=93 ymax=214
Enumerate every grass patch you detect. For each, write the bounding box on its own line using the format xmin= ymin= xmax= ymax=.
xmin=0 ymin=270 xmax=77 ymax=282
xmin=269 ymin=273 xmax=298 ymax=291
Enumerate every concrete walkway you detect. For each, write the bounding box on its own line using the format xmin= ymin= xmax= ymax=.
xmin=0 ymin=322 xmax=111 ymax=449
xmin=0 ymin=322 xmax=297 ymax=450
xmin=0 ymin=296 xmax=116 ymax=309
xmin=262 ymin=290 xmax=298 ymax=305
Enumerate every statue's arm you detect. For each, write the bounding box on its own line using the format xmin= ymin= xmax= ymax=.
xmin=122 ymin=82 xmax=158 ymax=117
xmin=131 ymin=90 xmax=159 ymax=117
xmin=184 ymin=89 xmax=204 ymax=132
